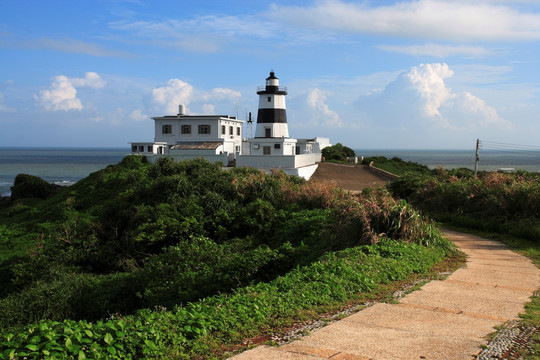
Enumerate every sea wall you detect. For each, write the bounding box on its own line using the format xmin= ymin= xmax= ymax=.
xmin=368 ymin=162 xmax=400 ymax=180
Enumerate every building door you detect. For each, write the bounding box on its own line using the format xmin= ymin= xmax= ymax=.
xmin=265 ymin=128 xmax=271 ymax=138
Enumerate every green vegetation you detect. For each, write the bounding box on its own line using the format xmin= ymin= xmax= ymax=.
xmin=388 ymin=168 xmax=540 ymax=243
xmin=321 ymin=143 xmax=355 ymax=161
xmin=10 ymin=174 xmax=60 ymax=200
xmin=361 ymin=156 xmax=431 ymax=176
xmin=0 ymin=156 xmax=456 ymax=359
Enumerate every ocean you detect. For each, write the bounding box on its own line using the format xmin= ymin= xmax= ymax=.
xmin=357 ymin=149 xmax=540 ymax=173
xmin=0 ymin=148 xmax=539 ymax=197
xmin=0 ymin=148 xmax=129 ymax=197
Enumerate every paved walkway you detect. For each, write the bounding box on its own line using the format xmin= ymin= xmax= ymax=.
xmin=309 ymin=163 xmax=390 ymax=193
xmin=231 ymin=230 xmax=540 ymax=359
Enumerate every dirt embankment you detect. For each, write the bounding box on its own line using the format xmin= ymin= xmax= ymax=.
xmin=309 ymin=162 xmax=392 ymax=193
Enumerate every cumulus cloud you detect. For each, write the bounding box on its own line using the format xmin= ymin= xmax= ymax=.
xmin=130 ymin=109 xmax=147 ymax=122
xmin=305 ymin=88 xmax=343 ymax=127
xmin=356 ymin=63 xmax=512 ymax=131
xmin=152 ymin=79 xmax=194 ymax=114
xmin=35 ymin=72 xmax=106 ymax=111
xmin=152 ymin=78 xmax=240 ymax=115
xmin=269 ymin=0 xmax=540 ymax=42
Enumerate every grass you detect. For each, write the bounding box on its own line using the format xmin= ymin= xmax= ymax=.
xmin=1 ymin=240 xmax=463 ymax=360
xmin=219 ymin=246 xmax=466 ymax=359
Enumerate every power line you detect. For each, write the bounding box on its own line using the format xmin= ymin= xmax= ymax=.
xmin=479 ymin=140 xmax=540 ymax=152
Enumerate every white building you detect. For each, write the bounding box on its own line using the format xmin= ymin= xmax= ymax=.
xmin=130 ymin=72 xmax=329 ymax=179
xmin=130 ymin=104 xmax=244 ymax=166
xmin=237 ymin=72 xmax=329 ymax=179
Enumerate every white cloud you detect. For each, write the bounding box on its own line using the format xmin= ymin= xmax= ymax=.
xmin=446 ymin=92 xmax=514 ymax=130
xmin=71 ymin=72 xmax=107 ymax=89
xmin=202 ymin=104 xmax=215 ymax=114
xmin=130 ymin=109 xmax=147 ymax=122
xmin=305 ymin=88 xmax=343 ymax=127
xmin=32 ymin=38 xmax=134 ymax=58
xmin=35 ymin=72 xmax=106 ymax=111
xmin=110 ymin=15 xmax=277 ymax=53
xmin=152 ymin=78 xmax=240 ymax=115
xmin=269 ymin=0 xmax=540 ymax=42
xmin=356 ymin=63 xmax=511 ymax=131
xmin=152 ymin=79 xmax=194 ymax=114
xmin=407 ymin=63 xmax=453 ymax=118
xmin=378 ymin=43 xmax=495 ymax=58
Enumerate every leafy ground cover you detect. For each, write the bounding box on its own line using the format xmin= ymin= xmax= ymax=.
xmin=0 ymin=156 xmax=458 ymax=359
xmin=0 ymin=240 xmax=457 ymax=359
xmin=361 ymin=156 xmax=432 ymax=176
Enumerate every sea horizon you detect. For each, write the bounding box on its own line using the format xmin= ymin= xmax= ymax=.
xmin=1 ymin=147 xmax=538 ymax=197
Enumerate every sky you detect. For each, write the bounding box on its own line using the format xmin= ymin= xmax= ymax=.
xmin=1 ymin=0 xmax=539 ymax=150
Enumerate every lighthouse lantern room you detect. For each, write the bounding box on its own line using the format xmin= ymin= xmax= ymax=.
xmin=255 ymin=71 xmax=289 ymax=138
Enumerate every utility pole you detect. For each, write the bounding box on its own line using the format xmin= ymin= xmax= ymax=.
xmin=474 ymin=138 xmax=480 ymax=177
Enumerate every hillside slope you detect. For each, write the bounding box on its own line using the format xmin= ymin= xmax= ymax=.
xmin=310 ymin=162 xmax=390 ymax=192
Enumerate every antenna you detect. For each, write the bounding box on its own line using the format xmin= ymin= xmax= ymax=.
xmin=235 ymin=91 xmax=239 ymax=119
xmin=247 ymin=111 xmax=253 ymax=139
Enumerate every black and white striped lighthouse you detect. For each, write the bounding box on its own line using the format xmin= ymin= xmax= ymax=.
xmin=255 ymin=71 xmax=289 ymax=138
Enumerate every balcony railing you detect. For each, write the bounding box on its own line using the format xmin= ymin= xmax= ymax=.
xmin=257 ymin=86 xmax=287 ymax=92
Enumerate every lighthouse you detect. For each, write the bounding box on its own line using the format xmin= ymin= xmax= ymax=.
xmin=255 ymin=71 xmax=289 ymax=138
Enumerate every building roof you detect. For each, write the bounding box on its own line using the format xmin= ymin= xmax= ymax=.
xmin=152 ymin=115 xmax=240 ymax=120
xmin=170 ymin=142 xmax=222 ymax=150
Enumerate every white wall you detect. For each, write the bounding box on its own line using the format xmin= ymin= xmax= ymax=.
xmin=236 ymin=153 xmax=321 ymax=169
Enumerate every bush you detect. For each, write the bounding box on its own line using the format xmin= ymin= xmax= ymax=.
xmin=0 ymin=157 xmax=453 ymax=332
xmin=388 ymin=170 xmax=540 ymax=243
xmin=0 ymin=269 xmax=141 ymax=328
xmin=0 ymin=238 xmax=453 ymax=360
xmin=10 ymin=174 xmax=59 ymax=200
xmin=322 ymin=143 xmax=355 ymax=161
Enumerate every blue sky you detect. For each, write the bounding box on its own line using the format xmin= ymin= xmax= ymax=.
xmin=1 ymin=0 xmax=539 ymax=149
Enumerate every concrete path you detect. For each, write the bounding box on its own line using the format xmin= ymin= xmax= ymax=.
xmin=309 ymin=163 xmax=389 ymax=193
xmin=231 ymin=230 xmax=540 ymax=360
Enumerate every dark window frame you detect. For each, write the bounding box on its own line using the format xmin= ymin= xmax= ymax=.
xmin=162 ymin=124 xmax=172 ymax=134
xmin=181 ymin=125 xmax=191 ymax=134
xmin=198 ymin=124 xmax=211 ymax=134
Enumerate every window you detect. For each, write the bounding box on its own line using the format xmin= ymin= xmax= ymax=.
xmin=265 ymin=128 xmax=271 ymax=138
xmin=131 ymin=145 xmax=137 ymax=152
xmin=181 ymin=125 xmax=191 ymax=134
xmin=147 ymin=146 xmax=153 ymax=153
xmin=198 ymin=125 xmax=211 ymax=134
xmin=221 ymin=125 xmax=226 ymax=135
xmin=235 ymin=145 xmax=240 ymax=152
xmin=274 ymin=144 xmax=281 ymax=149
xmin=263 ymin=146 xmax=271 ymax=155
xmin=138 ymin=146 xmax=144 ymax=152
xmin=253 ymin=144 xmax=260 ymax=150
xmin=229 ymin=126 xmax=233 ymax=135
xmin=267 ymin=96 xmax=271 ymax=102
xmin=162 ymin=124 xmax=172 ymax=134
xmin=236 ymin=127 xmax=240 ymax=136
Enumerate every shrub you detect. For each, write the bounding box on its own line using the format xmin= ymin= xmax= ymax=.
xmin=10 ymin=174 xmax=59 ymax=200
xmin=322 ymin=143 xmax=355 ymax=161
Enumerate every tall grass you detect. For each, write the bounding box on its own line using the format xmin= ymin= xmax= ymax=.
xmin=388 ymin=169 xmax=540 ymax=242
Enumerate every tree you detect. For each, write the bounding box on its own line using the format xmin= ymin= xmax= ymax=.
xmin=321 ymin=143 xmax=356 ymax=161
